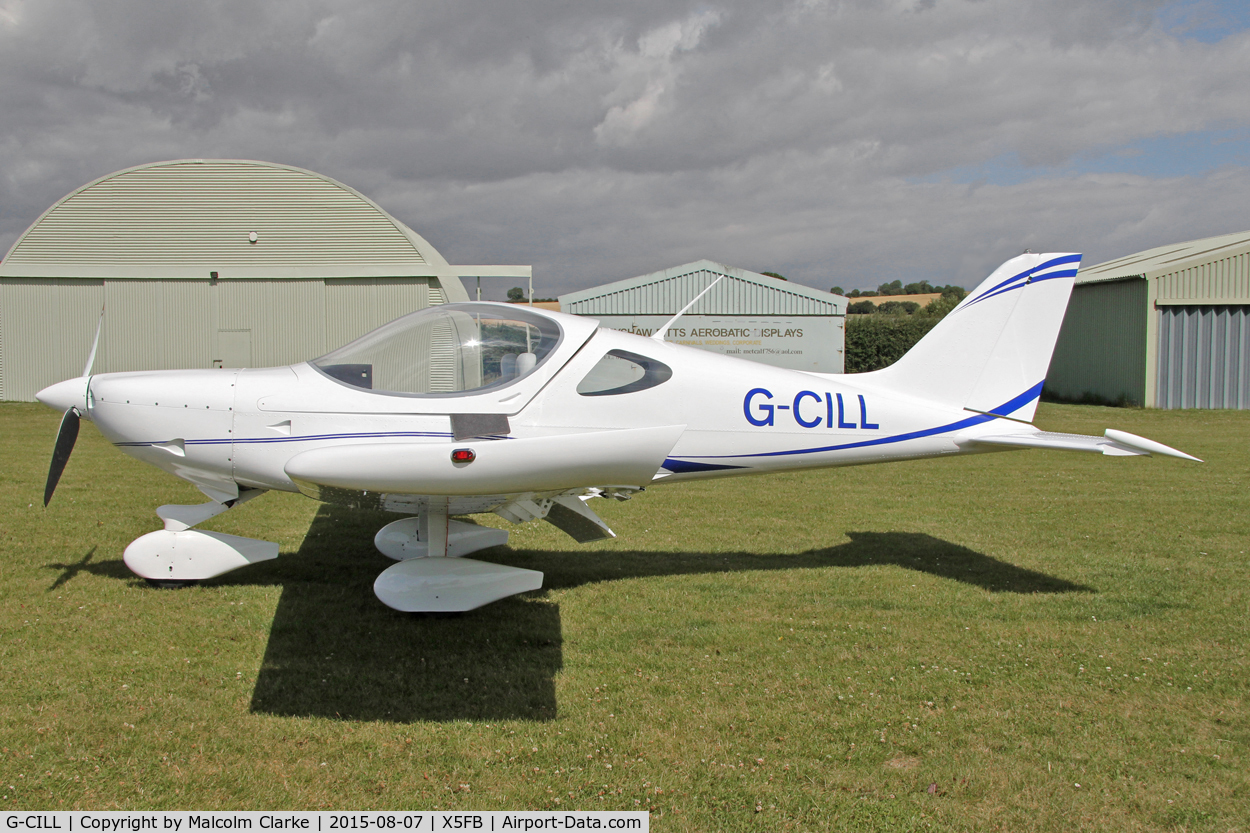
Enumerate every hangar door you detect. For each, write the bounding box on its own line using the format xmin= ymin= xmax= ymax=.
xmin=1156 ymin=305 xmax=1250 ymax=409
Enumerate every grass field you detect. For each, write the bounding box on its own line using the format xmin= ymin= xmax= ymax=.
xmin=1 ymin=401 xmax=1246 ymax=831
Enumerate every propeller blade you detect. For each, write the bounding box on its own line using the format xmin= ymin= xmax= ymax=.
xmin=44 ymin=408 xmax=81 ymax=507
xmin=82 ymin=304 xmax=104 ymax=378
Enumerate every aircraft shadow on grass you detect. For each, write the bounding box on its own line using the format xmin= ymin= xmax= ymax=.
xmin=46 ymin=503 xmax=1093 ymax=724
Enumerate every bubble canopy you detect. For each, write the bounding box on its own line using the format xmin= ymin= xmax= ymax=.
xmin=311 ymin=303 xmax=563 ymax=396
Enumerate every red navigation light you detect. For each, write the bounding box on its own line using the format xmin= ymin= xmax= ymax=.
xmin=451 ymin=448 xmax=476 ymax=464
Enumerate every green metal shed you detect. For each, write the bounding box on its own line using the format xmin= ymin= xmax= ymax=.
xmin=0 ymin=159 xmax=529 ymax=401
xmin=1046 ymin=230 xmax=1250 ymax=408
xmin=559 ymin=260 xmax=847 ymax=373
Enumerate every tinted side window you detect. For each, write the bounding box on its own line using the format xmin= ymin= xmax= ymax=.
xmin=576 ymin=350 xmax=673 ymax=396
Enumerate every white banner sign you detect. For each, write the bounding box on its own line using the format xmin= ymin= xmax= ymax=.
xmin=591 ymin=314 xmax=844 ymax=373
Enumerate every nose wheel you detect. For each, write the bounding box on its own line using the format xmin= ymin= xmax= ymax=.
xmin=145 ymin=578 xmax=197 ymax=589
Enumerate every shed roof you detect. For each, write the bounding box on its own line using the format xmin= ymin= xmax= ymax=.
xmin=0 ymin=160 xmax=522 ymax=292
xmin=559 ymin=260 xmax=845 ymax=316
xmin=1077 ymin=230 xmax=1250 ymax=284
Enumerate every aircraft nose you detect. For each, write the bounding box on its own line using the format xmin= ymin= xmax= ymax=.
xmin=36 ymin=377 xmax=90 ymax=414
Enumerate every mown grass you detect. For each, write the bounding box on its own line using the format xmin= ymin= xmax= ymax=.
xmin=0 ymin=401 xmax=1246 ymax=831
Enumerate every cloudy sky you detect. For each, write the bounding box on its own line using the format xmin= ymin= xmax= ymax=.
xmin=2 ymin=0 xmax=1248 ymax=297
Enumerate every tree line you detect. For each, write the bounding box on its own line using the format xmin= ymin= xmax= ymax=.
xmin=839 ymin=282 xmax=969 ymax=373
xmin=832 ymin=279 xmax=968 ymax=317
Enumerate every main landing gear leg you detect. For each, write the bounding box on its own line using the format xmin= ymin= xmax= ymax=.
xmin=372 ymin=499 xmax=542 ymax=613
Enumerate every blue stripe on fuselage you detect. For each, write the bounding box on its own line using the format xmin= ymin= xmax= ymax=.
xmin=115 ymin=430 xmax=473 ymax=448
xmin=670 ymin=382 xmax=1044 ymax=461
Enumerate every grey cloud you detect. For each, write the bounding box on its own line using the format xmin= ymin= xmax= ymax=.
xmin=2 ymin=0 xmax=1248 ymax=293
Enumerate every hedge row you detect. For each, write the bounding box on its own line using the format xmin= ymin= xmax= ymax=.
xmin=844 ymin=314 xmax=940 ymax=373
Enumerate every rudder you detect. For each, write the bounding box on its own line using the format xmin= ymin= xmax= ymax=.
xmin=864 ymin=253 xmax=1081 ymax=422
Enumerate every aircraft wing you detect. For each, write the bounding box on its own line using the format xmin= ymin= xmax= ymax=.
xmin=966 ymin=428 xmax=1201 ymax=461
xmin=284 ymin=424 xmax=687 ymax=496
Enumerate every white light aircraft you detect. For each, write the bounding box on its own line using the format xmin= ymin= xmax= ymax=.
xmin=38 ymin=252 xmax=1199 ymax=612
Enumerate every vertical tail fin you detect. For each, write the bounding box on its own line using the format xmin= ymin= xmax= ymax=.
xmin=866 ymin=253 xmax=1081 ymax=422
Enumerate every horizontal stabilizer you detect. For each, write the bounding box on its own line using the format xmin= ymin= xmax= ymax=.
xmin=967 ymin=429 xmax=1201 ymax=461
xmin=1104 ymin=429 xmax=1202 ymax=461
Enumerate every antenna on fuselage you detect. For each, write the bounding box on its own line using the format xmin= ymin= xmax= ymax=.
xmin=650 ymin=274 xmax=724 ymax=342
xmin=84 ymin=303 xmax=105 ymax=377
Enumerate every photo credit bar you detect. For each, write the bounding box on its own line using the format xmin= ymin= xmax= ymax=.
xmin=2 ymin=814 xmax=647 ymax=833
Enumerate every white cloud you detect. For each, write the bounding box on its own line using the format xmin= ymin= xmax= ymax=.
xmin=1 ymin=0 xmax=1249 ymax=294
xmin=0 ymin=0 xmax=24 ymax=28
xmin=594 ymin=9 xmax=722 ymax=146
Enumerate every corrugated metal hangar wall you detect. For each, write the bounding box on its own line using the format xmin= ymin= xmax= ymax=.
xmin=0 ymin=160 xmax=528 ymax=401
xmin=559 ymin=260 xmax=847 ymax=373
xmin=1046 ymin=230 xmax=1250 ymax=408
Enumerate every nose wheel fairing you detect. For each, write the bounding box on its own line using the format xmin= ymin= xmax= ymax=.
xmin=123 ymin=493 xmax=279 ymax=582
xmin=123 ymin=528 xmax=279 ymax=582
